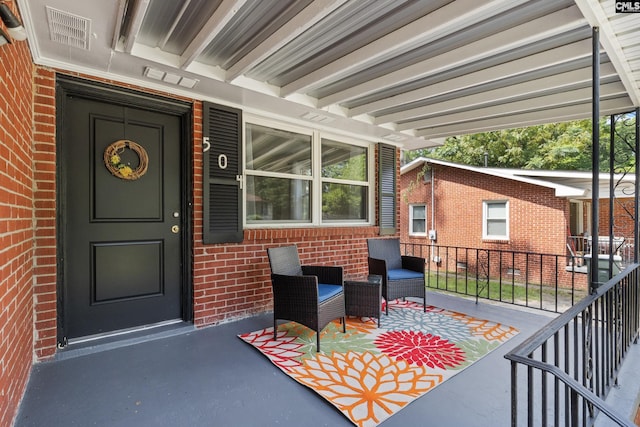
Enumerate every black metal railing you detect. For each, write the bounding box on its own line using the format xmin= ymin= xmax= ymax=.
xmin=504 ymin=264 xmax=640 ymax=426
xmin=401 ymin=243 xmax=588 ymax=313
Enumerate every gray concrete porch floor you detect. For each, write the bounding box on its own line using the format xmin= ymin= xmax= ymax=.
xmin=15 ymin=292 xmax=561 ymax=427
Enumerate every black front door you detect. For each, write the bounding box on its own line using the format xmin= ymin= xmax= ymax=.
xmin=60 ymin=89 xmax=185 ymax=340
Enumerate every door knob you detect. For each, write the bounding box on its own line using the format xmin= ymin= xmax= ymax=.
xmin=171 ymin=225 xmax=180 ymax=233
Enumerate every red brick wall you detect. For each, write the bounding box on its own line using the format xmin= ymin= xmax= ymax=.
xmin=29 ymin=73 xmax=391 ymax=358
xmin=598 ymin=197 xmax=635 ymax=238
xmin=400 ymin=164 xmax=431 ymax=245
xmin=400 ymin=163 xmax=579 ymax=287
xmin=32 ymin=68 xmax=57 ymax=360
xmin=401 ymin=164 xmax=569 ymax=253
xmin=191 ymin=227 xmax=378 ymax=326
xmin=0 ymin=18 xmax=35 ymax=427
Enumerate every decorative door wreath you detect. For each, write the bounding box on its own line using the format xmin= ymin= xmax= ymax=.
xmin=103 ymin=139 xmax=149 ymax=180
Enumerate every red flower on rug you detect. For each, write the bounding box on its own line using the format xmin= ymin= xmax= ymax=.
xmin=374 ymin=331 xmax=466 ymax=369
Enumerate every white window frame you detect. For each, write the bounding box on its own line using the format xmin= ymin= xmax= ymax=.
xmin=409 ymin=204 xmax=427 ymax=236
xmin=483 ymin=200 xmax=509 ymax=240
xmin=243 ymin=116 xmax=374 ymax=228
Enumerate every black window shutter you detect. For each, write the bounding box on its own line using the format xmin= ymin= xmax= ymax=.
xmin=378 ymin=143 xmax=396 ymax=235
xmin=202 ymin=102 xmax=243 ymax=244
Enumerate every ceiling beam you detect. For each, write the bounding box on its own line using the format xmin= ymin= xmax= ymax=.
xmin=415 ymin=97 xmax=633 ymax=139
xmin=158 ymin=0 xmax=192 ymax=50
xmin=347 ymin=39 xmax=594 ymax=117
xmin=280 ymin=0 xmax=525 ymax=97
xmin=179 ymin=0 xmax=248 ymax=69
xmin=316 ymin=6 xmax=586 ymax=110
xmin=400 ymin=81 xmax=627 ymax=130
xmin=123 ymin=0 xmax=150 ymax=53
xmin=111 ymin=0 xmax=128 ymax=49
xmin=376 ymin=63 xmax=618 ymax=125
xmin=225 ymin=0 xmax=348 ymax=83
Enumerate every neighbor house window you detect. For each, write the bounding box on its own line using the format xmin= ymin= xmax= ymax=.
xmin=245 ymin=121 xmax=371 ymax=226
xmin=483 ymin=200 xmax=508 ymax=240
xmin=409 ymin=204 xmax=426 ymax=236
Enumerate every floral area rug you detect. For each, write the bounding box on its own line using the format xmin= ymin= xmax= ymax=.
xmin=238 ymin=300 xmax=518 ymax=427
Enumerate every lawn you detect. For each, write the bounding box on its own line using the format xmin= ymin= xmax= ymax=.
xmin=425 ymin=271 xmax=588 ymax=313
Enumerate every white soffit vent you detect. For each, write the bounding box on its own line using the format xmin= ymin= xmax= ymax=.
xmin=143 ymin=66 xmax=200 ymax=89
xmin=301 ymin=112 xmax=335 ymax=123
xmin=46 ymin=7 xmax=91 ymax=50
xmin=382 ymin=134 xmax=407 ymax=142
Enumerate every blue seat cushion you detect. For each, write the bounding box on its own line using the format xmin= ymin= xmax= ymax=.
xmin=388 ymin=269 xmax=424 ymax=280
xmin=318 ymin=284 xmax=343 ymax=302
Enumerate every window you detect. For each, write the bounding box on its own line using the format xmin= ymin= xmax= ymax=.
xmin=245 ymin=121 xmax=371 ymax=226
xmin=321 ymin=138 xmax=368 ymax=221
xmin=409 ymin=204 xmax=426 ymax=236
xmin=483 ymin=200 xmax=508 ymax=240
xmin=245 ymin=123 xmax=312 ymax=223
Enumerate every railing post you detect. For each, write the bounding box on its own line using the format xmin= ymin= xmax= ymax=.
xmin=511 ymin=361 xmax=518 ymax=427
xmin=512 ymin=251 xmax=516 ymax=304
xmin=475 ymin=248 xmax=480 ymax=304
xmin=570 ymin=389 xmax=579 ymax=427
xmin=539 ymin=254 xmax=543 ymax=310
xmin=527 ymin=364 xmax=534 ymax=427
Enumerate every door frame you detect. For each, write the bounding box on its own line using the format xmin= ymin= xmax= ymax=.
xmin=55 ymin=75 xmax=193 ymax=346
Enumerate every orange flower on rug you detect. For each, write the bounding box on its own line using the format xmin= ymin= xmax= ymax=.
xmin=238 ymin=300 xmax=518 ymax=426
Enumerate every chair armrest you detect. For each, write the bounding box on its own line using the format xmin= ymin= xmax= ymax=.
xmin=367 ymin=257 xmax=387 ymax=277
xmin=401 ymin=255 xmax=425 ymax=273
xmin=302 ymin=265 xmax=343 ymax=285
xmin=271 ymin=273 xmax=319 ymax=310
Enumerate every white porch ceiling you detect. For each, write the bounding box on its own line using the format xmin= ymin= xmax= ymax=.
xmin=17 ymin=0 xmax=640 ymax=150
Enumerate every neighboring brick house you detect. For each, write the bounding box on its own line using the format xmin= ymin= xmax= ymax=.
xmin=399 ymin=158 xmax=636 ymax=287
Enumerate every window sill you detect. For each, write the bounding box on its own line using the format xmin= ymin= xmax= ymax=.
xmin=244 ymin=222 xmax=373 ymax=229
xmin=482 ymin=238 xmax=510 ymax=244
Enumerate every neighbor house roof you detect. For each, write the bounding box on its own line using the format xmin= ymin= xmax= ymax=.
xmin=401 ymin=157 xmax=637 ymax=199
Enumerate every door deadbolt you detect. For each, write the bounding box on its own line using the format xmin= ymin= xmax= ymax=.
xmin=171 ymin=225 xmax=180 ymax=233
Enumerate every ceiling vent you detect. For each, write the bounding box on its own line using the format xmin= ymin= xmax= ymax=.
xmin=46 ymin=7 xmax=91 ymax=50
xmin=382 ymin=134 xmax=407 ymax=142
xmin=301 ymin=112 xmax=335 ymax=123
xmin=143 ymin=67 xmax=199 ymax=89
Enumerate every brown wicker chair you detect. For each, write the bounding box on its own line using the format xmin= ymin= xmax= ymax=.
xmin=267 ymin=245 xmax=346 ymax=352
xmin=367 ymin=238 xmax=426 ymax=314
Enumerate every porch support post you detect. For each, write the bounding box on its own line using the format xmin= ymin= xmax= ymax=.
xmin=635 ymin=107 xmax=640 ymax=264
xmin=590 ymin=26 xmax=600 ymax=293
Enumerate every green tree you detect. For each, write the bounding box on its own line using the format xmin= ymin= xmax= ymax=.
xmin=322 ymin=152 xmax=367 ymax=220
xmin=405 ymin=115 xmax=637 ymax=172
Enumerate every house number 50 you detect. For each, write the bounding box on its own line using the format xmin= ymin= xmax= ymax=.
xmin=203 ymin=138 xmax=228 ymax=170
